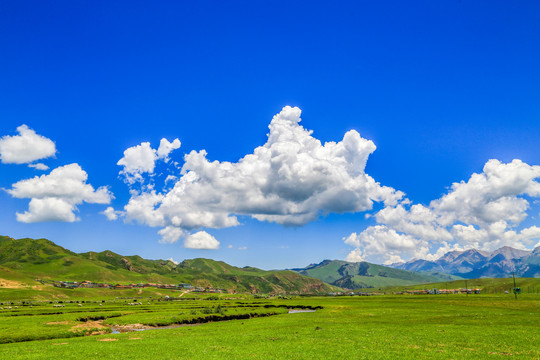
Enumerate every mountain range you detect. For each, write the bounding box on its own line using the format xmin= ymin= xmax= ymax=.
xmin=290 ymin=260 xmax=462 ymax=289
xmin=0 ymin=235 xmax=338 ymax=295
xmin=0 ymin=235 xmax=461 ymax=293
xmin=2 ymin=235 xmax=537 ymax=294
xmin=390 ymin=246 xmax=540 ymax=279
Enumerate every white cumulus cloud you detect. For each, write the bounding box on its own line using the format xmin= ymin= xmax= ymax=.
xmin=157 ymin=138 xmax=181 ymax=161
xmin=124 ymin=190 xmax=165 ymax=227
xmin=102 ymin=206 xmax=122 ymax=221
xmin=117 ymin=138 xmax=181 ymax=184
xmin=344 ymin=226 xmax=421 ymax=265
xmin=8 ymin=163 xmax=113 ymax=223
xmin=158 ymin=226 xmax=186 ymax=244
xmin=184 ymin=231 xmax=220 ymax=249
xmin=345 ymin=159 xmax=540 ymax=264
xmin=121 ymin=106 xmax=403 ymax=243
xmin=432 ymin=159 xmax=540 ymax=226
xmin=345 ymin=248 xmax=365 ymax=262
xmin=17 ymin=198 xmax=78 ymax=223
xmin=117 ymin=142 xmax=158 ymax=184
xmin=0 ymin=125 xmax=56 ymax=166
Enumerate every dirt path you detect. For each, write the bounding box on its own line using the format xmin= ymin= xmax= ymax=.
xmin=178 ymin=289 xmax=193 ymax=297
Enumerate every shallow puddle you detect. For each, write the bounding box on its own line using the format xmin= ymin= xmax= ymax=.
xmin=288 ymin=309 xmax=316 ymax=314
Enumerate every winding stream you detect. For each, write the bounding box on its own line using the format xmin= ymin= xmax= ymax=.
xmin=109 ymin=309 xmax=316 ymax=333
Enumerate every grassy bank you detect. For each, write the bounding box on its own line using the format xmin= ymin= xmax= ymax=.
xmin=358 ymin=277 xmax=540 ymax=294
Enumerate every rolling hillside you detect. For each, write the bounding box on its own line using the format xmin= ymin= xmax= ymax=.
xmin=0 ymin=236 xmax=338 ymax=295
xmin=290 ymin=260 xmax=462 ymax=289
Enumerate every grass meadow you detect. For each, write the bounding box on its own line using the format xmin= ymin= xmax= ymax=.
xmin=0 ymin=293 xmax=538 ymax=359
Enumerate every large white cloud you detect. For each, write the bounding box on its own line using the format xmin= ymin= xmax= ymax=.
xmin=345 ymin=159 xmax=540 ymax=264
xmin=8 ymin=163 xmax=113 ymax=223
xmin=0 ymin=125 xmax=56 ymax=166
xmin=432 ymin=159 xmax=540 ymax=226
xmin=119 ymin=106 xmax=403 ymax=245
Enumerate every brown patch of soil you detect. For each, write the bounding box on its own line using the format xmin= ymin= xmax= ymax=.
xmin=128 ymin=337 xmax=141 ymax=340
xmin=52 ymin=343 xmax=68 ymax=345
xmin=0 ymin=279 xmax=25 ymax=288
xmin=98 ymin=338 xmax=118 ymax=342
xmin=71 ymin=320 xmax=109 ymax=335
xmin=30 ymin=285 xmax=49 ymax=291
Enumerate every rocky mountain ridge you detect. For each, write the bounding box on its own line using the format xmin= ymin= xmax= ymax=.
xmin=390 ymin=246 xmax=540 ymax=278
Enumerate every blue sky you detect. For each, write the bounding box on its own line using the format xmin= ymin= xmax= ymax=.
xmin=1 ymin=1 xmax=539 ymax=269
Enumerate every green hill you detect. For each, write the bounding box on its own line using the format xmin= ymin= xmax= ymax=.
xmin=0 ymin=235 xmax=338 ymax=295
xmin=291 ymin=260 xmax=463 ymax=289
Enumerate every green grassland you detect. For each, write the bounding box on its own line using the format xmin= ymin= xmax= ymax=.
xmin=0 ymin=297 xmax=291 ymax=344
xmin=0 ymin=294 xmax=539 ymax=359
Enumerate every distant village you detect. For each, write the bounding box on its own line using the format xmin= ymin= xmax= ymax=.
xmin=42 ymin=280 xmax=226 ymax=293
xmin=393 ymin=288 xmax=481 ymax=295
xmin=328 ymin=288 xmax=481 ymax=296
xmin=39 ymin=279 xmax=482 ymax=296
